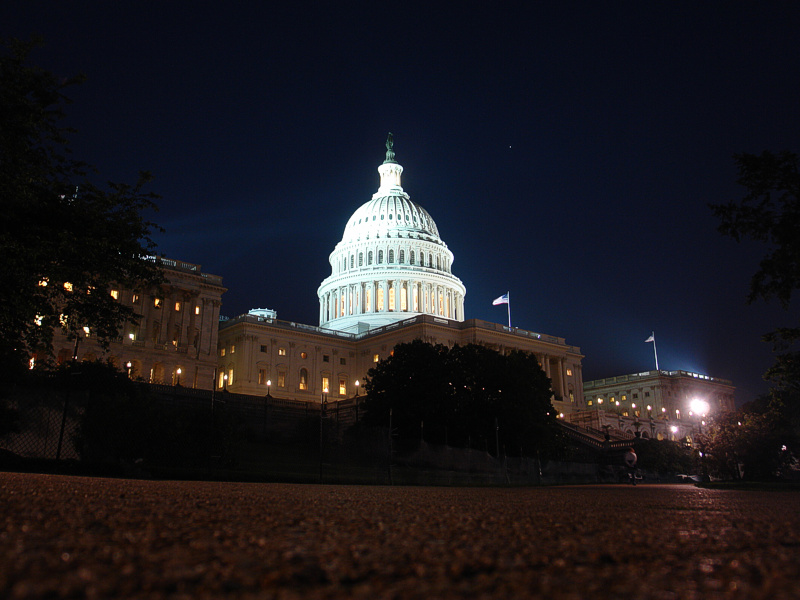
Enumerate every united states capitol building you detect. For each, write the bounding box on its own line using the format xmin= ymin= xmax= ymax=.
xmin=216 ymin=135 xmax=586 ymax=417
xmin=50 ymin=135 xmax=735 ymax=436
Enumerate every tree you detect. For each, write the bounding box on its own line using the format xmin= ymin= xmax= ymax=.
xmin=710 ymin=151 xmax=800 ymax=459
xmin=0 ymin=38 xmax=163 ymax=375
xmin=361 ymin=341 xmax=561 ymax=456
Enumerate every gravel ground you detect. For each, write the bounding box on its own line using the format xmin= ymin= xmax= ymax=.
xmin=2 ymin=472 xmax=800 ymax=599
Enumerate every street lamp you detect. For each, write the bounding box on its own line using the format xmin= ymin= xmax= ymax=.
xmin=126 ymin=361 xmax=132 ymax=379
xmin=266 ymin=379 xmax=271 ymax=398
xmin=689 ymin=399 xmax=710 ymax=434
xmin=176 ymin=367 xmax=182 ymax=386
xmin=355 ymin=379 xmax=360 ymax=396
xmin=223 ymin=372 xmax=228 ymax=392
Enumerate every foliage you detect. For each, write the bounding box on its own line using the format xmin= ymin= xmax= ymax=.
xmin=710 ymin=151 xmax=800 ymax=389
xmin=361 ymin=341 xmax=563 ymax=456
xmin=633 ymin=438 xmax=693 ymax=474
xmin=0 ymin=37 xmax=163 ymax=377
xmin=698 ymin=402 xmax=796 ymax=481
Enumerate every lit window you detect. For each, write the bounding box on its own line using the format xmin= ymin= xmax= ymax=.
xmin=228 ymin=369 xmax=234 ymax=386
xmin=610 ymin=396 xmax=615 ymax=403
xmin=258 ymin=369 xmax=267 ymax=385
xmin=300 ymin=352 xmax=307 ymax=359
xmin=110 ymin=290 xmax=119 ymax=300
xmin=221 ymin=348 xmax=226 ymax=357
xmin=154 ymin=298 xmax=161 ymax=308
xmin=279 ymin=347 xmax=286 ymax=356
xmin=389 ymin=287 xmax=395 ymax=311
xmin=588 ymin=399 xmax=593 ymax=406
xmin=299 ymin=368 xmax=308 ymax=390
xmin=132 ymin=294 xmax=139 ymax=304
xmin=278 ymin=370 xmax=286 ymax=387
xmin=175 ymin=302 xmax=181 ymax=311
xmin=230 ymin=345 xmax=235 ymax=354
xmin=339 ymin=378 xmax=347 ymax=396
xmin=38 ymin=278 xmax=49 ymax=287
xmin=377 ymin=288 xmax=385 ymax=311
xmin=373 ymin=353 xmax=379 ymax=363
xmin=566 ymin=368 xmax=572 ymax=377
xmin=64 ymin=282 xmax=73 ymax=292
xmin=322 ymin=376 xmax=329 ymax=392
xmin=195 ymin=305 xmax=200 ymax=315
xmin=622 ymin=395 xmax=628 ymax=401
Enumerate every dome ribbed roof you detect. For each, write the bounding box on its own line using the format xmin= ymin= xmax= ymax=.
xmin=341 ymin=194 xmax=441 ymax=244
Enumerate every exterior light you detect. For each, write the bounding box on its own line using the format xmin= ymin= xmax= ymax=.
xmin=129 ymin=333 xmax=135 ymax=340
xmin=689 ymin=399 xmax=710 ymax=417
xmin=598 ymin=398 xmax=603 ymax=404
xmin=670 ymin=426 xmax=678 ymax=433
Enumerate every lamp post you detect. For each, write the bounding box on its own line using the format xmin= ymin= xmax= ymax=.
xmin=223 ymin=372 xmax=228 ymax=392
xmin=263 ymin=380 xmax=271 ymax=435
xmin=319 ymin=387 xmax=328 ymax=483
xmin=126 ymin=361 xmax=132 ymax=379
xmin=176 ymin=367 xmax=182 ymax=386
xmin=355 ymin=379 xmax=360 ymax=396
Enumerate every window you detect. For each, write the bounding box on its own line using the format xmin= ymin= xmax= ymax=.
xmin=323 ymin=354 xmax=330 ymax=362
xmin=566 ymin=368 xmax=573 ymax=377
xmin=154 ymin=297 xmax=161 ymax=308
xmin=195 ymin=305 xmax=200 ymax=315
xmin=378 ymin=250 xmax=384 ymax=264
xmin=64 ymin=282 xmax=74 ymax=292
xmin=340 ymin=357 xmax=346 ymax=365
xmin=339 ymin=378 xmax=347 ymax=396
xmin=258 ymin=369 xmax=267 ymax=385
xmin=228 ymin=368 xmax=234 ymax=386
xmin=278 ymin=370 xmax=286 ymax=388
xmin=359 ymin=253 xmax=363 ymax=266
xmin=322 ymin=376 xmax=329 ymax=393
xmin=645 ymin=391 xmax=650 ymax=397
xmin=220 ymin=348 xmax=226 ymax=357
xmin=400 ymin=285 xmax=407 ymax=310
xmin=350 ymin=255 xmax=354 ymax=269
xmin=260 ymin=345 xmax=267 ymax=353
xmin=230 ymin=345 xmax=235 ymax=354
xmin=368 ymin=251 xmax=373 ymax=265
xmin=300 ymin=352 xmax=307 ymax=359
xmin=377 ymin=287 xmax=384 ymax=311
xmin=110 ymin=289 xmax=119 ymax=300
xmin=388 ymin=249 xmax=394 ymax=263
xmin=588 ymin=399 xmax=593 ymax=406
xmin=389 ymin=286 xmax=395 ymax=311
xmin=373 ymin=353 xmax=380 ymax=363
xmin=410 ymin=251 xmax=415 ymax=265
xmin=132 ymin=294 xmax=139 ymax=304
xmin=399 ymin=250 xmax=405 ymax=263
xmin=299 ymin=368 xmax=308 ymax=390
xmin=279 ymin=347 xmax=286 ymax=356
xmin=632 ymin=393 xmax=638 ymax=399
xmin=175 ymin=302 xmax=181 ymax=312
xmin=622 ymin=395 xmax=628 ymax=401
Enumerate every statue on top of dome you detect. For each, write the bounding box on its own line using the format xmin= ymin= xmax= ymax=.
xmin=384 ymin=132 xmax=396 ymax=164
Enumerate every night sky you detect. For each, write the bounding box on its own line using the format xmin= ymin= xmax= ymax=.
xmin=4 ymin=2 xmax=799 ymax=405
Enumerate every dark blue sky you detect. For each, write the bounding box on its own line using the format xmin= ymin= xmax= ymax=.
xmin=4 ymin=2 xmax=799 ymax=405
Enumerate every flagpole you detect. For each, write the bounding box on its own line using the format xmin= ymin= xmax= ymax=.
xmin=651 ymin=331 xmax=659 ymax=371
xmin=507 ymin=292 xmax=511 ymax=328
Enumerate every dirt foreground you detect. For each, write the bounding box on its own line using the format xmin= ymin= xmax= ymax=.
xmin=2 ymin=472 xmax=800 ymax=599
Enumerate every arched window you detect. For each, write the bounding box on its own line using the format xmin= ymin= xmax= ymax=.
xmin=436 ymin=255 xmax=441 ymax=270
xmin=299 ymin=368 xmax=308 ymax=391
xmin=368 ymin=251 xmax=373 ymax=265
xmin=399 ymin=250 xmax=405 ymax=263
xmin=410 ymin=251 xmax=415 ymax=265
xmin=378 ymin=250 xmax=384 ymax=264
xmin=419 ymin=252 xmax=425 ymax=267
xmin=359 ymin=252 xmax=363 ymax=266
xmin=350 ymin=255 xmax=354 ymax=269
xmin=388 ymin=250 xmax=394 ymax=263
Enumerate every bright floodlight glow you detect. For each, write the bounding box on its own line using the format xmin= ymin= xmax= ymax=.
xmin=670 ymin=426 xmax=678 ymax=433
xmin=690 ymin=399 xmax=710 ymax=416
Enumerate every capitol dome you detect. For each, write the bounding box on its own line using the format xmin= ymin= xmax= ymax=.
xmin=317 ymin=134 xmax=466 ymax=333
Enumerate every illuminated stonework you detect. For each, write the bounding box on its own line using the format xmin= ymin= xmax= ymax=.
xmin=317 ymin=135 xmax=466 ymax=332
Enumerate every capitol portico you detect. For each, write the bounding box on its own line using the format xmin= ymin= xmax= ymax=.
xmin=317 ymin=134 xmax=466 ymax=333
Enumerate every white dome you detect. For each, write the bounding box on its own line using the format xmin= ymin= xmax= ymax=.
xmin=317 ymin=135 xmax=466 ymax=333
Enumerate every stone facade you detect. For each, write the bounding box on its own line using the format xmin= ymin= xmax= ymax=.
xmin=50 ymin=258 xmax=226 ymax=390
xmin=217 ymin=312 xmax=585 ymax=416
xmin=571 ymin=370 xmax=736 ymax=444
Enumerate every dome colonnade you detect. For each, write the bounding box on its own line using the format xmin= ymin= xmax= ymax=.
xmin=318 ymin=135 xmax=466 ymax=333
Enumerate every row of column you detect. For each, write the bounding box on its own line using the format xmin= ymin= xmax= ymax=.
xmin=321 ymin=280 xmax=465 ymax=324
